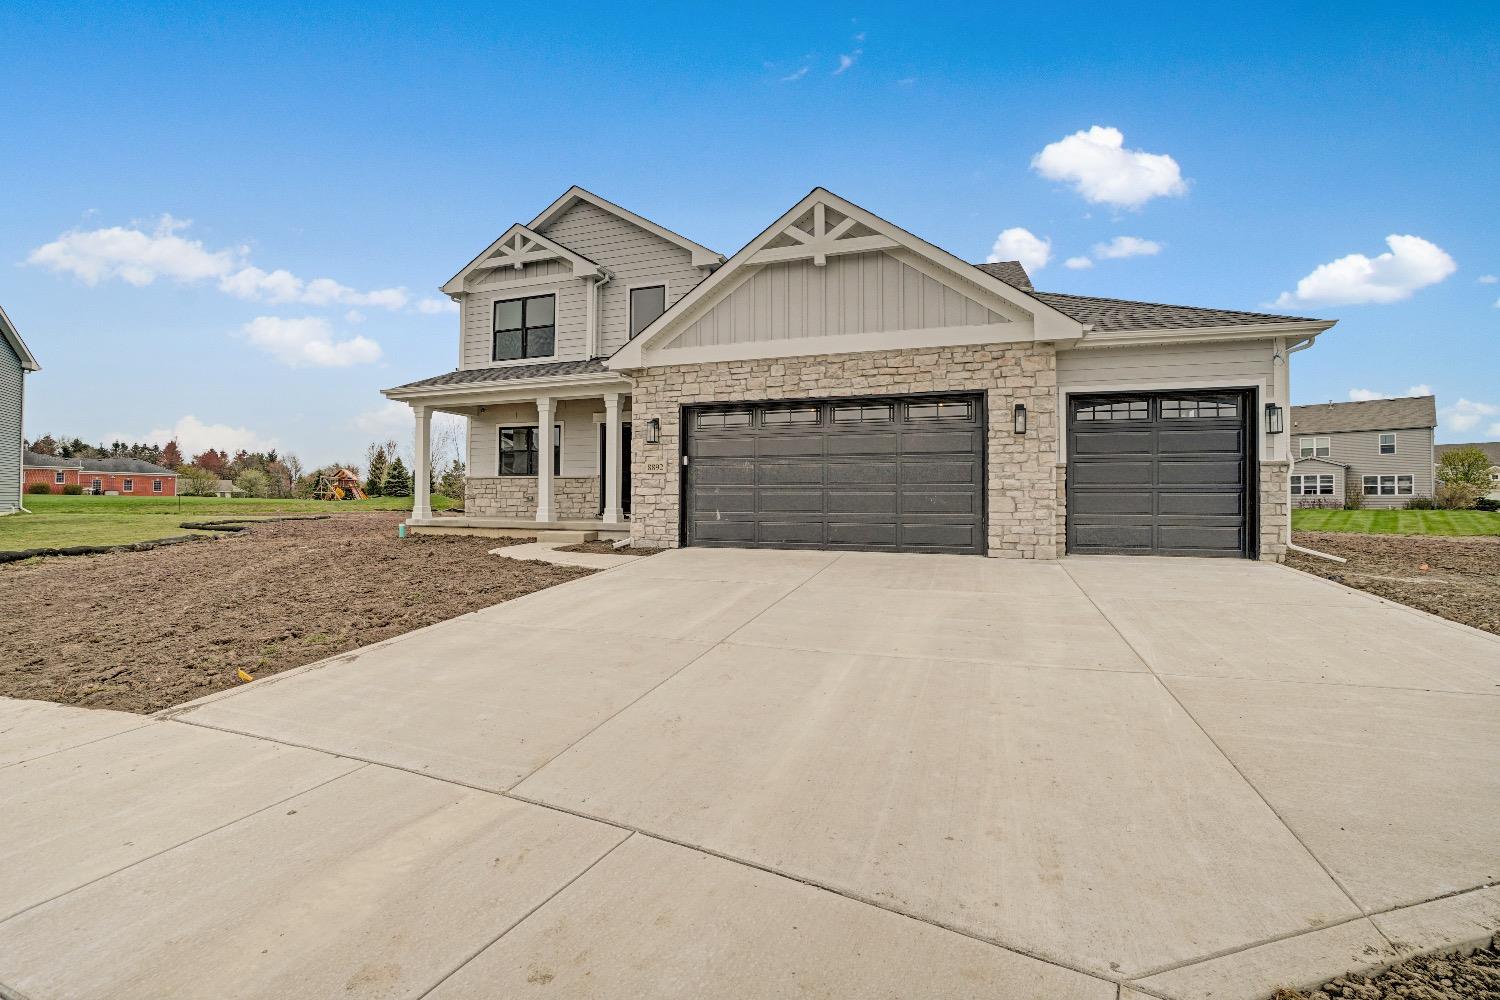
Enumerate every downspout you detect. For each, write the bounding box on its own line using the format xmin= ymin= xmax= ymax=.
xmin=1279 ymin=335 xmax=1345 ymax=562
xmin=591 ymin=268 xmax=614 ymax=358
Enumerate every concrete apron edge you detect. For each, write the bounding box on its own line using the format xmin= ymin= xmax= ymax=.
xmin=1272 ymin=560 xmax=1500 ymax=646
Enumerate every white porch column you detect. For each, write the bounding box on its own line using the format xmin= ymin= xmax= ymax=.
xmin=602 ymin=391 xmax=623 ymax=524
xmin=412 ymin=403 xmax=432 ymax=521
xmin=535 ymin=395 xmax=554 ymax=522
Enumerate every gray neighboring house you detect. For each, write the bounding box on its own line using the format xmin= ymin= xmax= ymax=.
xmin=1289 ymin=396 xmax=1437 ymax=507
xmin=1 ymin=305 xmax=42 ymax=515
xmin=384 ymin=186 xmax=1338 ymax=560
xmin=1434 ymin=441 xmax=1500 ymax=501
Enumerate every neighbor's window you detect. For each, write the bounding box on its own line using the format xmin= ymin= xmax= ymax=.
xmin=908 ymin=399 xmax=974 ymax=420
xmin=498 ymin=425 xmax=561 ymax=476
xmin=153 ymin=478 xmax=164 ymax=493
xmin=1298 ymin=436 xmax=1331 ymax=459
xmin=492 ymin=295 xmax=556 ymax=362
xmin=1074 ymin=399 xmax=1149 ymax=421
xmin=54 ymin=470 xmax=65 ymax=484
xmin=91 ymin=478 xmax=102 ymax=492
xmin=1363 ymin=474 xmax=1413 ymax=497
xmin=1161 ymin=398 xmax=1239 ymax=419
xmin=122 ymin=478 xmax=134 ymax=492
xmin=1378 ymin=432 xmax=1396 ymax=455
xmin=1290 ymin=474 xmax=1334 ymax=496
xmin=629 ymin=285 xmax=666 ymax=339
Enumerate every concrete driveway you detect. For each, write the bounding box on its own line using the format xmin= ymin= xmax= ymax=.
xmin=2 ymin=550 xmax=1497 ymax=1000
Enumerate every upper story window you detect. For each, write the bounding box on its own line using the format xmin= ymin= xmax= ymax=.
xmin=493 ymin=295 xmax=555 ymax=362
xmin=1298 ymin=436 xmax=1330 ymax=459
xmin=629 ymin=286 xmax=666 ymax=340
xmin=1378 ymin=432 xmax=1396 ymax=455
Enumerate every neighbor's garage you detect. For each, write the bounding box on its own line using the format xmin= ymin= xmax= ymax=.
xmin=1066 ymin=390 xmax=1254 ymax=557
xmin=683 ymin=394 xmax=985 ymax=554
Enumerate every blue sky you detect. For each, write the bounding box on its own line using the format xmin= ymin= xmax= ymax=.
xmin=2 ymin=2 xmax=1496 ymax=466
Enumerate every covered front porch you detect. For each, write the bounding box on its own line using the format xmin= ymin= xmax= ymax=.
xmin=383 ymin=360 xmax=635 ymax=541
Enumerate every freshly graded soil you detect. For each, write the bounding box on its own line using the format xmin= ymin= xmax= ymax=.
xmin=556 ymin=540 xmax=663 ymax=556
xmin=0 ymin=513 xmax=595 ymax=714
xmin=1288 ymin=531 xmax=1500 ymax=636
xmin=1272 ymin=938 xmax=1500 ymax=999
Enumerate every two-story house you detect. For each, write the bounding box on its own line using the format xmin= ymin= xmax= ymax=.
xmin=1288 ymin=396 xmax=1437 ymax=507
xmin=1434 ymin=441 xmax=1500 ymax=501
xmin=384 ymin=187 xmax=1337 ymax=560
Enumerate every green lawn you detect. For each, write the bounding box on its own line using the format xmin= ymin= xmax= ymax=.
xmin=1 ymin=494 xmax=454 ymax=552
xmin=1292 ymin=508 xmax=1500 ymax=536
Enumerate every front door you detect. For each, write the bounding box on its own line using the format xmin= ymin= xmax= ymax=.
xmin=598 ymin=422 xmax=632 ymax=516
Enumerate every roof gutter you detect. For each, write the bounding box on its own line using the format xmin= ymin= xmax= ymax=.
xmin=381 ymin=369 xmax=633 ymax=402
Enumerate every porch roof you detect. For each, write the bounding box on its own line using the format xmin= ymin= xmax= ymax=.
xmin=387 ymin=358 xmax=609 ymax=392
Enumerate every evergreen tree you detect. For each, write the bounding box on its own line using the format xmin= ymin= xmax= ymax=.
xmin=364 ymin=446 xmax=389 ymax=497
xmin=437 ymin=459 xmax=466 ymax=500
xmin=383 ymin=456 xmax=413 ymax=497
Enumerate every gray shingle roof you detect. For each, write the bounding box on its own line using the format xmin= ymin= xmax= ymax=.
xmin=1435 ymin=442 xmax=1500 ymax=467
xmin=389 ymin=357 xmax=609 ymax=391
xmin=22 ymin=451 xmax=175 ymax=474
xmin=23 ymin=451 xmax=80 ymax=469
xmin=1291 ymin=396 xmax=1438 ymax=435
xmin=973 ymin=263 xmax=1323 ymax=332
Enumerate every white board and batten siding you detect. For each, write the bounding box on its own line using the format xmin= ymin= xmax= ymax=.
xmin=0 ymin=334 xmax=23 ymax=513
xmin=663 ymin=250 xmax=1007 ymax=351
xmin=537 ymin=200 xmax=706 ymax=355
xmin=460 ymin=260 xmax=587 ymax=370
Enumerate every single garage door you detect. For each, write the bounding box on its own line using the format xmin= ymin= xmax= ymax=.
xmin=684 ymin=394 xmax=985 ymax=554
xmin=1067 ymin=390 xmax=1253 ymax=557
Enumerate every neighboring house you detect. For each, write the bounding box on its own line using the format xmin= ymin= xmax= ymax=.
xmin=23 ymin=452 xmax=179 ymax=496
xmin=212 ymin=479 xmax=245 ymax=498
xmin=1434 ymin=442 xmax=1500 ymax=501
xmin=1 ymin=305 xmax=42 ymax=515
xmin=1289 ymin=396 xmax=1436 ymax=507
xmin=384 ymin=186 xmax=1337 ymax=560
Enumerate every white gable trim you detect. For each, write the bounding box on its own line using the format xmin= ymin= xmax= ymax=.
xmin=530 ymin=186 xmax=724 ymax=269
xmin=441 ymin=224 xmax=603 ymax=294
xmin=606 ymin=188 xmax=1085 ymax=370
xmin=0 ymin=304 xmax=40 ymax=372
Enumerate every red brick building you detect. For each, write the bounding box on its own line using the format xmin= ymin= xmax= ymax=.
xmin=23 ymin=451 xmax=178 ymax=496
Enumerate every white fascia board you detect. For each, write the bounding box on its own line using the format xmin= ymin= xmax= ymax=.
xmin=607 ymin=187 xmax=1085 ymax=371
xmin=440 ymin=224 xmax=602 ymax=294
xmin=1057 ymin=320 xmax=1337 ymax=350
xmin=530 ymin=186 xmax=724 ymax=268
xmin=381 ymin=371 xmax=633 ymax=404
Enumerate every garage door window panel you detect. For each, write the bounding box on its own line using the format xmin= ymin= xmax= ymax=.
xmin=1074 ymin=399 xmax=1149 ymax=421
xmin=833 ymin=403 xmax=894 ymax=423
xmin=907 ymin=399 xmax=975 ymax=421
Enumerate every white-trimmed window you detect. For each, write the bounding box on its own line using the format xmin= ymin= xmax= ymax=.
xmin=54 ymin=470 xmax=65 ymax=484
xmin=122 ymin=478 xmax=134 ymax=492
xmin=1378 ymin=433 xmax=1396 ymax=455
xmin=498 ymin=425 xmax=562 ymax=476
xmin=1363 ymin=474 xmax=1413 ymax=496
xmin=91 ymin=478 xmax=102 ymax=492
xmin=1290 ymin=474 xmax=1334 ymax=496
xmin=629 ymin=285 xmax=666 ymax=340
xmin=1298 ymin=436 xmax=1330 ymax=459
xmin=152 ymin=478 xmax=164 ymax=493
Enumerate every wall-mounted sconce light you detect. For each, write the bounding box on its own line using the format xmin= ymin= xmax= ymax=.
xmin=1013 ymin=403 xmax=1028 ymax=435
xmin=1265 ymin=403 xmax=1283 ymax=435
xmin=646 ymin=417 xmax=661 ymax=444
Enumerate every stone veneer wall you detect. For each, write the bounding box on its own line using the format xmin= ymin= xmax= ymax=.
xmin=464 ymin=475 xmax=600 ymax=520
xmin=623 ymin=343 xmax=1059 ymax=558
xmin=1259 ymin=461 xmax=1290 ymax=562
xmin=1055 ymin=463 xmax=1068 ymax=554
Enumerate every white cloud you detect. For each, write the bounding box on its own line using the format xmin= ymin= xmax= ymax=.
xmin=355 ymin=399 xmax=414 ymax=435
xmin=1347 ymin=384 xmax=1433 ymax=402
xmin=834 ymin=49 xmax=861 ymax=74
xmin=26 ymin=215 xmax=238 ymax=286
xmin=1489 ymin=421 xmax=1500 ymax=437
xmin=415 ymin=296 xmax=459 ymax=315
xmin=242 ymin=316 xmax=382 ymax=368
xmin=136 ymin=415 xmax=278 ymax=457
xmin=1441 ymin=398 xmax=1499 ymax=432
xmin=1093 ymin=235 xmax=1162 ymax=260
xmin=1273 ymin=234 xmax=1456 ymax=307
xmin=1064 ymin=256 xmax=1094 ymax=270
xmin=1478 ymin=274 xmax=1497 ymax=284
xmin=28 ymin=215 xmax=409 ymax=310
xmin=780 ymin=66 xmax=809 ymax=82
xmin=1031 ymin=126 xmax=1188 ymax=209
xmin=987 ymin=227 xmax=1051 ymax=272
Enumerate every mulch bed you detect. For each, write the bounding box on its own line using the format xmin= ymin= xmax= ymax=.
xmin=1272 ymin=938 xmax=1500 ymax=999
xmin=0 ymin=513 xmax=595 ymax=714
xmin=556 ymin=540 xmax=662 ymax=556
xmin=1287 ymin=532 xmax=1500 ymax=636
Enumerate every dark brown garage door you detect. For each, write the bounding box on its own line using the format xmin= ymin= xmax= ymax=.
xmin=683 ymin=394 xmax=985 ymax=554
xmin=1067 ymin=390 xmax=1254 ymax=557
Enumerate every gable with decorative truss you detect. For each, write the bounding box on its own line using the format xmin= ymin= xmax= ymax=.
xmin=442 ymin=224 xmax=602 ymax=294
xmin=607 ymin=188 xmax=1085 ymax=369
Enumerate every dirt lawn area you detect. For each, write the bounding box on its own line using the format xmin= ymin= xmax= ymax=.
xmin=0 ymin=513 xmax=594 ymax=714
xmin=1288 ymin=531 xmax=1500 ymax=636
xmin=1273 ymin=938 xmax=1500 ymax=999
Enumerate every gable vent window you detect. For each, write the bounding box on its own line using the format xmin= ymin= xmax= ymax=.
xmin=629 ymin=286 xmax=666 ymax=340
xmin=493 ymin=295 xmax=556 ymax=362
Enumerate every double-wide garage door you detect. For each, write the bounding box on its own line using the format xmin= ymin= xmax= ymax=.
xmin=684 ymin=394 xmax=984 ymax=554
xmin=1066 ymin=390 xmax=1253 ymax=557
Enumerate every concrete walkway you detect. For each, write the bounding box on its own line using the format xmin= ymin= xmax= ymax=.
xmin=2 ymin=550 xmax=1496 ymax=1000
xmin=487 ymin=539 xmax=641 ymax=569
